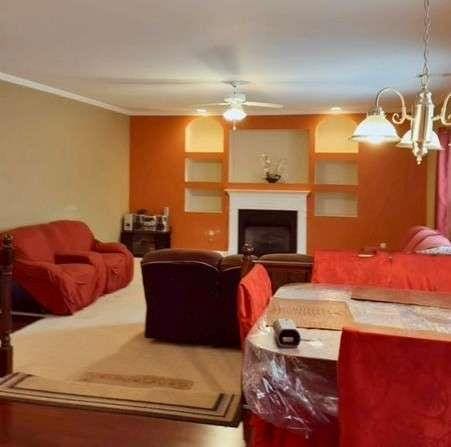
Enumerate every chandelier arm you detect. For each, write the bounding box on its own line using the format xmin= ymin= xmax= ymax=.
xmin=374 ymin=87 xmax=411 ymax=124
xmin=439 ymin=92 xmax=451 ymax=125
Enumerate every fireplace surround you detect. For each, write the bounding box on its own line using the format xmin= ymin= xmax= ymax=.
xmin=226 ymin=189 xmax=310 ymax=254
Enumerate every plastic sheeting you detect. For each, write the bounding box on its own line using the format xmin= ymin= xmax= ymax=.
xmin=243 ymin=283 xmax=451 ymax=436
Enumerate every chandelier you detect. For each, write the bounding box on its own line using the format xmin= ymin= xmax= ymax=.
xmin=351 ymin=0 xmax=451 ymax=164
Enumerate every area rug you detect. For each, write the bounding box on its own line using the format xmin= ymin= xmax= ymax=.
xmin=0 ymin=372 xmax=241 ymax=426
xmin=7 ymin=259 xmax=242 ymax=426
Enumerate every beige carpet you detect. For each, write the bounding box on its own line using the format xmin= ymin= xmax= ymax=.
xmin=7 ymin=259 xmax=242 ymax=425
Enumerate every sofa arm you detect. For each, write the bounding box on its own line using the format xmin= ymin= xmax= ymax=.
xmin=93 ymin=240 xmax=130 ymax=255
xmin=13 ymin=259 xmax=83 ymax=315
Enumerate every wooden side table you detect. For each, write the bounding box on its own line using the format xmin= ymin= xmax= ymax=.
xmin=120 ymin=229 xmax=171 ymax=257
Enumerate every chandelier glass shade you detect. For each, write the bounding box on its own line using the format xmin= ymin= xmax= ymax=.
xmin=397 ymin=129 xmax=443 ymax=150
xmin=351 ymin=0 xmax=450 ymax=164
xmin=351 ymin=109 xmax=400 ymax=144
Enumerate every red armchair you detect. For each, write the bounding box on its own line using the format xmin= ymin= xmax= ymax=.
xmin=8 ymin=220 xmax=133 ymax=315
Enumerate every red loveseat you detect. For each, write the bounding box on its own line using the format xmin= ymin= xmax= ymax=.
xmin=8 ymin=220 xmax=133 ymax=315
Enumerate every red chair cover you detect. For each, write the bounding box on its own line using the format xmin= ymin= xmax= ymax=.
xmin=239 ymin=265 xmax=338 ymax=447
xmin=237 ymin=264 xmax=273 ymax=344
xmin=339 ymin=325 xmax=451 ymax=447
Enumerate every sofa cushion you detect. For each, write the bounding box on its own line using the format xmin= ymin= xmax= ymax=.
xmin=59 ymin=263 xmax=97 ymax=285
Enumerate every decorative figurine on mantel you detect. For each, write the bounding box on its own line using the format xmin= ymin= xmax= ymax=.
xmin=260 ymin=154 xmax=287 ymax=183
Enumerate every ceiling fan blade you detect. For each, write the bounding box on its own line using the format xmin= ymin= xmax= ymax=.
xmin=244 ymin=101 xmax=283 ymax=108
xmin=194 ymin=103 xmax=228 ymax=107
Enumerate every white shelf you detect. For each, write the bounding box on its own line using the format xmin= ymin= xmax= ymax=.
xmin=315 ymin=192 xmax=358 ymax=217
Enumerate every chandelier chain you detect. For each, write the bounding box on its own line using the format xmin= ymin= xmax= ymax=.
xmin=421 ymin=0 xmax=431 ymax=88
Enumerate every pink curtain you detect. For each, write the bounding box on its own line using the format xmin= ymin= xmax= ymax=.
xmin=436 ymin=129 xmax=451 ymax=236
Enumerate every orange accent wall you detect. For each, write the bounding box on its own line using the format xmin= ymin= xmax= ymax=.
xmin=130 ymin=115 xmax=427 ymax=253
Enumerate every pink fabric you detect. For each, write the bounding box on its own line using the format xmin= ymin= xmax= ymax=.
xmin=237 ymin=264 xmax=272 ymax=344
xmin=437 ymin=129 xmax=451 ymax=236
xmin=402 ymin=226 xmax=451 ymax=252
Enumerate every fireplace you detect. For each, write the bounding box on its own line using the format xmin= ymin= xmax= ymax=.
xmin=238 ymin=209 xmax=297 ymax=256
xmin=226 ymin=189 xmax=310 ymax=254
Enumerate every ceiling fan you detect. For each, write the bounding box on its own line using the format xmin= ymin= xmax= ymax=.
xmin=195 ymin=81 xmax=283 ymax=129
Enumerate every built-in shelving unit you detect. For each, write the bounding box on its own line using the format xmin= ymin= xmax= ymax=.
xmin=315 ymin=160 xmax=358 ymax=185
xmin=184 ymin=117 xmax=225 ymax=214
xmin=185 ymin=158 xmax=223 ymax=183
xmin=314 ymin=191 xmax=358 ymax=217
xmin=185 ymin=188 xmax=223 ymax=213
xmin=313 ymin=116 xmax=359 ymax=218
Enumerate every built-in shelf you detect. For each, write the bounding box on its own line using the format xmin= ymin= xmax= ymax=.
xmin=315 ymin=160 xmax=358 ymax=185
xmin=185 ymin=188 xmax=223 ymax=213
xmin=315 ymin=116 xmax=358 ymax=153
xmin=185 ymin=159 xmax=222 ymax=183
xmin=185 ymin=117 xmax=224 ymax=153
xmin=315 ymin=192 xmax=358 ymax=217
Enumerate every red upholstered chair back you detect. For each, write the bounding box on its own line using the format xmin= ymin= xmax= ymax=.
xmin=339 ymin=325 xmax=451 ymax=447
xmin=237 ymin=264 xmax=272 ymax=344
xmin=10 ymin=220 xmax=95 ymax=262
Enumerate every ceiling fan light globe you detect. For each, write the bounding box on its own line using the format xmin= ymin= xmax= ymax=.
xmin=223 ymin=106 xmax=247 ymax=122
xmin=351 ymin=112 xmax=400 ymax=144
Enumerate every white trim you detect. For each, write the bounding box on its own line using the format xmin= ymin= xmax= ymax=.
xmin=0 ymin=72 xmax=131 ymax=115
xmin=226 ymin=189 xmax=310 ymax=255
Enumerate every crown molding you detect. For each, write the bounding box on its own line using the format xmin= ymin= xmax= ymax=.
xmin=0 ymin=72 xmax=132 ymax=115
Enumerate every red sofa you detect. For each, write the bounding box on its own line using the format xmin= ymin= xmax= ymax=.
xmin=8 ymin=220 xmax=133 ymax=315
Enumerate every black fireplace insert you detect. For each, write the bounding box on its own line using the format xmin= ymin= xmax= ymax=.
xmin=238 ymin=209 xmax=297 ymax=256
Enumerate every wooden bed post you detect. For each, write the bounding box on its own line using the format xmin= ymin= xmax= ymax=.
xmin=241 ymin=242 xmax=255 ymax=278
xmin=0 ymin=234 xmax=13 ymax=377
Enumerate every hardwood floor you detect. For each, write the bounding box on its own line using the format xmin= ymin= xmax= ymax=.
xmin=0 ymin=315 xmax=246 ymax=447
xmin=0 ymin=401 xmax=245 ymax=446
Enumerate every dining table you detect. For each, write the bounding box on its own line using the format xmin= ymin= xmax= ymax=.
xmin=242 ymin=282 xmax=451 ymax=439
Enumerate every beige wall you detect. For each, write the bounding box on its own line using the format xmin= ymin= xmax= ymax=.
xmin=0 ymin=81 xmax=129 ymax=241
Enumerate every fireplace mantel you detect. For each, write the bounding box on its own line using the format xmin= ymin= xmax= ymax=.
xmin=226 ymin=189 xmax=310 ymax=254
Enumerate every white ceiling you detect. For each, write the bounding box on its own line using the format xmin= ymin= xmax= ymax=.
xmin=1 ymin=0 xmax=450 ymax=115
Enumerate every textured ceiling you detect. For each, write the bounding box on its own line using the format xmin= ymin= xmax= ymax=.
xmin=1 ymin=0 xmax=450 ymax=115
